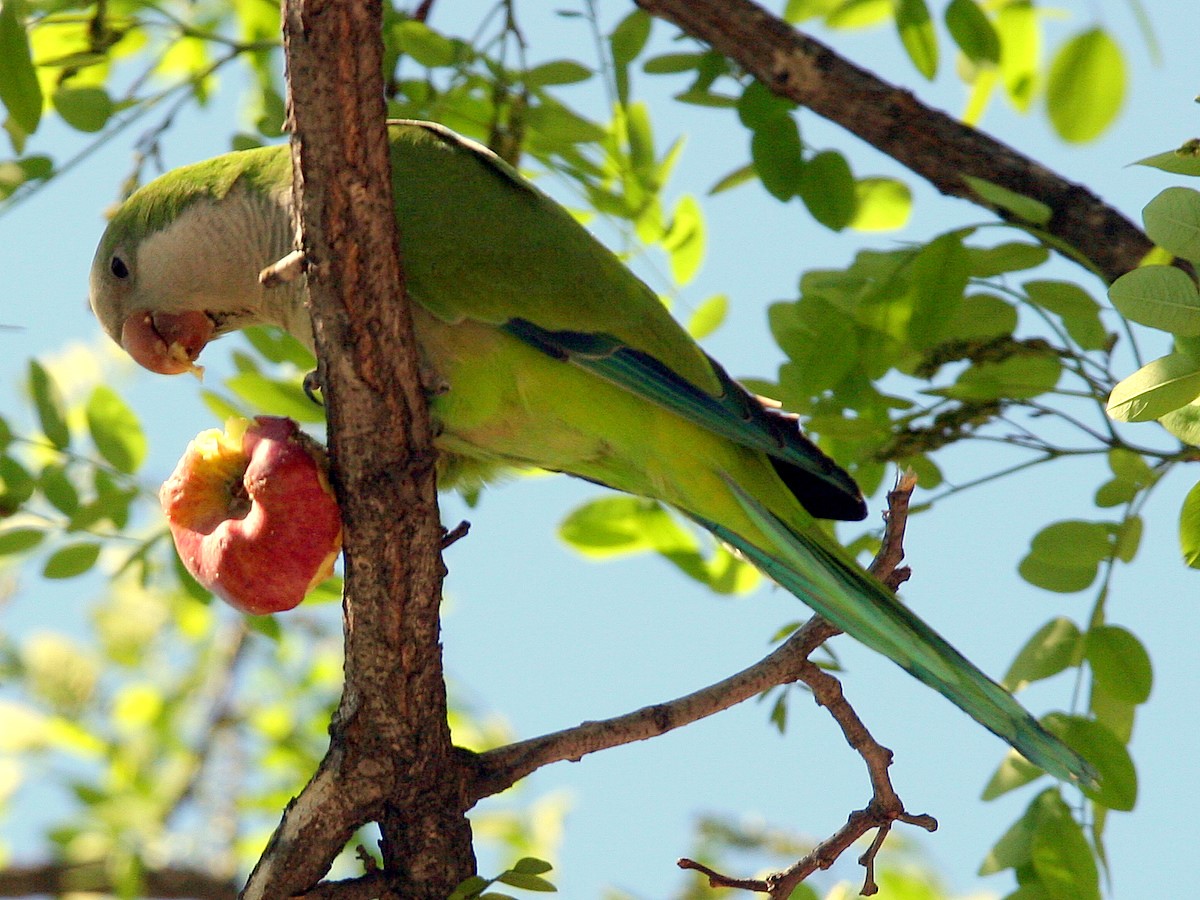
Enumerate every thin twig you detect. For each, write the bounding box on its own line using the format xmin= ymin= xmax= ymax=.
xmin=678 ymin=473 xmax=935 ymax=898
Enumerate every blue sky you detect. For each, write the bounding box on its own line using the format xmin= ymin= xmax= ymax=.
xmin=2 ymin=1 xmax=1198 ymax=896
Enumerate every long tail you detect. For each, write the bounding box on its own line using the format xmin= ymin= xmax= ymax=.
xmin=701 ymin=475 xmax=1097 ymax=789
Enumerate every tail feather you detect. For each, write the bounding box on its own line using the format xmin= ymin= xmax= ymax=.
xmin=706 ymin=474 xmax=1098 ymax=789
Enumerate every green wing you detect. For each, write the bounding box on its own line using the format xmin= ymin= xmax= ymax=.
xmin=387 ymin=121 xmax=864 ymax=520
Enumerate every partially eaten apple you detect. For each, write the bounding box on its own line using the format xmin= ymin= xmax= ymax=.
xmin=160 ymin=416 xmax=343 ymax=614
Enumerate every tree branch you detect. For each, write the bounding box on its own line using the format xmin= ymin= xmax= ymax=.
xmin=0 ymin=863 xmax=238 ymax=900
xmin=472 ymin=475 xmax=916 ymax=803
xmin=678 ymin=473 xmax=934 ymax=898
xmin=635 ymin=0 xmax=1153 ymax=283
xmin=242 ymin=0 xmax=473 ymax=896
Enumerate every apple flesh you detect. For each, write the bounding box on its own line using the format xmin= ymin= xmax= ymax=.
xmin=160 ymin=416 xmax=342 ymax=614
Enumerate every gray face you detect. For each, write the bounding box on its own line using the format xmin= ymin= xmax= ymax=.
xmin=88 ymin=186 xmax=303 ymax=372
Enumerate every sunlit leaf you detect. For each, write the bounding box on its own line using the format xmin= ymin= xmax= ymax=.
xmin=687 ymin=294 xmax=728 ymax=340
xmin=1179 ymin=478 xmax=1200 ymax=567
xmin=1046 ymin=28 xmax=1125 ymax=143
xmin=1142 ymin=187 xmax=1200 ymax=263
xmin=1106 ymin=351 xmax=1200 ymax=422
xmin=1108 ymin=265 xmax=1200 ymax=336
xmin=1134 ymin=142 xmax=1200 ymax=177
xmin=996 ymin=0 xmax=1040 ymax=111
xmin=86 ymin=385 xmax=147 ymax=474
xmin=849 ymin=177 xmax=911 ymax=231
xmin=1003 ymin=617 xmax=1082 ymax=692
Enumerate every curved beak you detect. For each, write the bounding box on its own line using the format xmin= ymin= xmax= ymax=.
xmin=121 ymin=310 xmax=215 ymax=376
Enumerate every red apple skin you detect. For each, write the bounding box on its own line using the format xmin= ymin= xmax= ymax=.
xmin=160 ymin=416 xmax=342 ymax=614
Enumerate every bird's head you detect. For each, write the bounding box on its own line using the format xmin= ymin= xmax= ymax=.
xmin=88 ymin=148 xmax=298 ymax=375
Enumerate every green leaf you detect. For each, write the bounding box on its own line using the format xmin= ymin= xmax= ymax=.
xmin=737 ymin=79 xmax=796 ymax=130
xmin=1106 ymin=351 xmax=1200 ymax=422
xmin=750 ymin=117 xmax=804 ymax=201
xmin=495 ymin=872 xmax=555 ymax=892
xmin=0 ymin=527 xmax=43 ymax=555
xmin=1018 ymin=520 xmax=1112 ymax=593
xmin=523 ymin=60 xmax=591 ymax=87
xmin=1046 ymin=28 xmax=1125 ymax=143
xmin=1085 ymin=625 xmax=1152 ymax=706
xmin=28 ymin=360 xmax=70 ymax=450
xmin=797 ymin=150 xmax=856 ymax=230
xmin=1029 ymin=788 xmax=1101 ymax=899
xmin=510 ymin=859 xmax=553 ymax=876
xmin=966 ymin=242 xmax=1049 ymax=277
xmin=1024 ymin=280 xmax=1109 ymax=350
xmin=39 ymin=464 xmax=78 ymax=516
xmin=43 ymin=542 xmax=102 ymax=579
xmin=662 ymin=194 xmax=705 ymax=285
xmin=895 ymin=0 xmax=938 ymax=79
xmin=1002 ymin=617 xmax=1082 ymax=692
xmin=242 ymin=326 xmax=316 ymax=369
xmin=907 ymin=232 xmax=969 ymax=347
xmin=0 ymin=455 xmax=34 ymax=514
xmin=1108 ymin=265 xmax=1200 ymax=336
xmin=1142 ymin=187 xmax=1200 ymax=263
xmin=1043 ymin=713 xmax=1137 ymax=811
xmin=224 ymin=372 xmax=326 ymax=424
xmin=1134 ymin=142 xmax=1200 ymax=177
xmin=610 ymin=9 xmax=651 ymax=103
xmin=1179 ymin=478 xmax=1200 ymax=567
xmin=938 ymin=352 xmax=1060 ymax=401
xmin=827 ymin=0 xmax=892 ymax=29
xmin=945 ymin=0 xmax=1000 ymax=64
xmin=642 ymin=52 xmax=704 ymax=74
xmin=708 ymin=164 xmax=755 ymax=195
xmin=393 ymin=21 xmax=458 ymax=67
xmin=0 ymin=0 xmax=42 ymax=136
xmin=86 ymin=386 xmax=147 ymax=474
xmin=981 ymin=750 xmax=1045 ymax=802
xmin=52 ymin=87 xmax=113 ymax=133
xmin=980 ymin=790 xmax=1047 ymax=871
xmin=611 ymin=9 xmax=651 ymax=67
xmin=996 ymin=0 xmax=1039 ymax=111
xmin=687 ymin=294 xmax=728 ymax=340
xmin=962 ymin=175 xmax=1052 ymax=225
xmin=849 ymin=177 xmax=911 ymax=231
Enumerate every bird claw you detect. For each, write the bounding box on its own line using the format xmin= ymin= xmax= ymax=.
xmin=303 ymin=369 xmax=324 ymax=405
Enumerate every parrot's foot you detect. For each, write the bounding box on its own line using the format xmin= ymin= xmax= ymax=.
xmin=259 ymin=249 xmax=308 ymax=287
xmin=303 ymin=370 xmax=324 ymax=405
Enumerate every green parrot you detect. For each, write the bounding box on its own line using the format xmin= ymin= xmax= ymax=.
xmin=88 ymin=120 xmax=1094 ymax=787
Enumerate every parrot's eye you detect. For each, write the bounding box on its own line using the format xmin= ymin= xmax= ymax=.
xmin=110 ymin=256 xmax=130 ymax=279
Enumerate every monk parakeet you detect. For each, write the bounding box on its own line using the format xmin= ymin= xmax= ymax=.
xmin=88 ymin=120 xmax=1094 ymax=787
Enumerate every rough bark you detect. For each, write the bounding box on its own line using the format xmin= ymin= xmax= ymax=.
xmin=243 ymin=0 xmax=475 ymax=896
